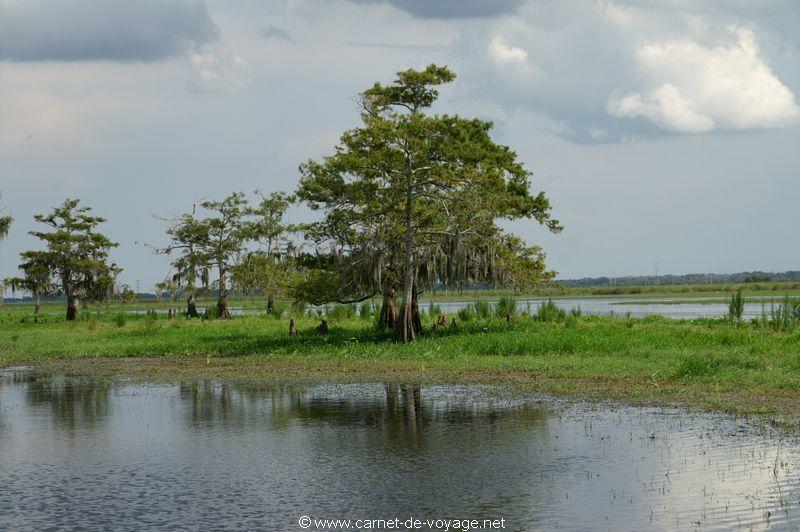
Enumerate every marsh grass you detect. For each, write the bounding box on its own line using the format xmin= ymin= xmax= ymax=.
xmin=495 ymin=296 xmax=517 ymax=318
xmin=536 ymin=299 xmax=566 ymax=322
xmin=3 ymin=309 xmax=800 ymax=412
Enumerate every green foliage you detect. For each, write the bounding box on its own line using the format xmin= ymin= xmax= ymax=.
xmin=290 ymin=269 xmax=341 ymax=306
xmin=0 ymin=191 xmax=11 ymax=241
xmin=472 ymin=300 xmax=492 ymax=319
xmin=269 ymin=303 xmax=287 ymax=319
xmin=536 ymin=299 xmax=566 ymax=322
xmin=290 ymin=300 xmax=308 ymax=317
xmin=297 ymin=65 xmax=561 ymax=340
xmin=113 ymin=313 xmax=127 ymax=328
xmin=495 ymin=296 xmax=517 ymax=317
xmin=204 ymin=306 xmax=219 ymax=320
xmin=569 ymin=306 xmax=583 ymax=318
xmin=671 ymin=355 xmax=720 ymax=380
xmin=457 ymin=306 xmax=474 ymax=322
xmin=359 ymin=301 xmax=373 ymax=321
xmin=728 ymin=289 xmax=745 ymax=324
xmin=327 ymin=304 xmax=356 ymax=322
xmin=427 ymin=302 xmax=443 ymax=319
xmin=21 ymin=198 xmax=119 ymax=319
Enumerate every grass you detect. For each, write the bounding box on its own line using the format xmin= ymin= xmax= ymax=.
xmin=5 ymin=280 xmax=800 ymax=316
xmin=2 ymin=307 xmax=800 ymax=415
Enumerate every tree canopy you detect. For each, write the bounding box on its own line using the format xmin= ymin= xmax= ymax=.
xmin=155 ymin=191 xmax=296 ymax=317
xmin=0 ymin=192 xmax=11 ymax=241
xmin=22 ymin=199 xmax=119 ymax=320
xmin=298 ymin=64 xmax=561 ymax=341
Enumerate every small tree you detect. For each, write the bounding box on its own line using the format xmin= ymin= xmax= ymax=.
xmin=153 ymin=207 xmax=207 ymax=317
xmin=249 ymin=191 xmax=296 ymax=311
xmin=0 ymin=192 xmax=11 ymax=241
xmin=195 ymin=193 xmax=255 ymax=319
xmin=24 ymin=199 xmax=119 ymax=320
xmin=117 ymin=284 xmax=137 ymax=305
xmin=4 ymin=256 xmax=54 ymax=322
xmin=728 ymin=289 xmax=745 ymax=325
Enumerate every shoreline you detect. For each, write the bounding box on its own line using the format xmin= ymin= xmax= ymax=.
xmin=6 ymin=354 xmax=800 ymax=419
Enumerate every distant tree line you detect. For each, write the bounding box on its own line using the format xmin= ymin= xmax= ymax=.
xmin=561 ymin=271 xmax=800 ymax=288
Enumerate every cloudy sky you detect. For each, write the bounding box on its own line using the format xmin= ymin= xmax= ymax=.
xmin=1 ymin=0 xmax=799 ymax=291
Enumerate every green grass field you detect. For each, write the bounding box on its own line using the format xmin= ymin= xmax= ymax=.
xmin=2 ymin=303 xmax=800 ymax=415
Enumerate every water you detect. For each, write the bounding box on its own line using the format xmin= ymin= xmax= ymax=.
xmin=2 ymin=368 xmax=798 ymax=530
xmin=129 ymin=296 xmax=779 ymax=320
xmin=431 ymin=297 xmax=783 ymax=320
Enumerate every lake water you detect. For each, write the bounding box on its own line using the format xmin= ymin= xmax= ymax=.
xmin=135 ymin=296 xmax=782 ymax=321
xmin=1 ymin=368 xmax=798 ymax=530
xmin=431 ymin=297 xmax=785 ymax=320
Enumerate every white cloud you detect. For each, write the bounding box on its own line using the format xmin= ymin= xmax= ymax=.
xmin=488 ymin=36 xmax=527 ymax=64
xmin=608 ymin=84 xmax=714 ymax=133
xmin=608 ymin=27 xmax=800 ymax=132
xmin=187 ymin=51 xmax=251 ymax=92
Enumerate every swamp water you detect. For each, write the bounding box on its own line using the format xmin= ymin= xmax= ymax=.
xmin=1 ymin=368 xmax=798 ymax=530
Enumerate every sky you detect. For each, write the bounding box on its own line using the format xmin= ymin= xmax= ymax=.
xmin=1 ymin=0 xmax=799 ymax=292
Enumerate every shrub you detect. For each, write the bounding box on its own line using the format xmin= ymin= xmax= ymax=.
xmin=495 ymin=296 xmax=517 ymax=318
xmin=359 ymin=301 xmax=373 ymax=321
xmin=536 ymin=299 xmax=566 ymax=322
xmin=472 ymin=300 xmax=492 ymax=319
xmin=270 ymin=303 xmax=287 ymax=319
xmin=427 ymin=302 xmax=443 ymax=320
xmin=290 ymin=300 xmax=307 ymax=317
xmin=327 ymin=304 xmax=356 ymax=322
xmin=728 ymin=289 xmax=744 ymax=324
xmin=457 ymin=306 xmax=474 ymax=322
xmin=569 ymin=305 xmax=583 ymax=318
xmin=671 ymin=355 xmax=719 ymax=380
xmin=113 ymin=313 xmax=127 ymax=328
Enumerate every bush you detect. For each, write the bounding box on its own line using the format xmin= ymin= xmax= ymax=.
xmin=569 ymin=305 xmax=583 ymax=318
xmin=728 ymin=289 xmax=744 ymax=324
xmin=269 ymin=303 xmax=287 ymax=319
xmin=472 ymin=300 xmax=492 ymax=319
xmin=290 ymin=300 xmax=307 ymax=317
xmin=427 ymin=302 xmax=443 ymax=320
xmin=327 ymin=304 xmax=356 ymax=322
xmin=113 ymin=313 xmax=127 ymax=328
xmin=495 ymin=296 xmax=517 ymax=318
xmin=671 ymin=355 xmax=720 ymax=380
xmin=536 ymin=299 xmax=566 ymax=322
xmin=457 ymin=306 xmax=474 ymax=322
xmin=359 ymin=301 xmax=373 ymax=321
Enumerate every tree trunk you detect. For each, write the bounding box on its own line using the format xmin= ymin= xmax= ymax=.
xmin=411 ymin=287 xmax=422 ymax=337
xmin=217 ymin=265 xmax=231 ymax=319
xmin=395 ymin=179 xmax=416 ymax=343
xmin=267 ymin=294 xmax=275 ymax=314
xmin=378 ymin=291 xmax=398 ymax=330
xmin=186 ymin=291 xmax=199 ymax=317
xmin=34 ymin=293 xmax=41 ymax=323
xmin=217 ymin=264 xmax=231 ymax=320
xmin=66 ymin=292 xmax=78 ymax=321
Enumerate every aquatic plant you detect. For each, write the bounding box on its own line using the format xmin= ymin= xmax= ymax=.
xmin=457 ymin=306 xmax=474 ymax=322
xmin=472 ymin=300 xmax=492 ymax=319
xmin=359 ymin=301 xmax=373 ymax=321
xmin=495 ymin=296 xmax=517 ymax=318
xmin=728 ymin=289 xmax=744 ymax=325
xmin=536 ymin=299 xmax=566 ymax=322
